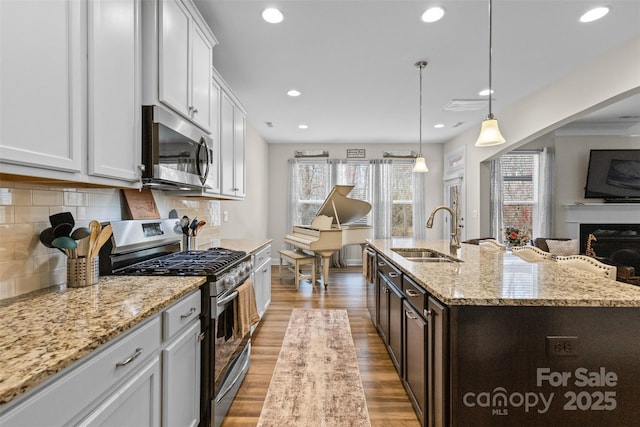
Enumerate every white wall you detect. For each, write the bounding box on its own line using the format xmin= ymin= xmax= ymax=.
xmin=267 ymin=142 xmax=444 ymax=258
xmin=444 ymin=35 xmax=640 ymax=239
xmin=554 ymin=135 xmax=640 ymax=238
xmin=220 ymin=123 xmax=269 ymax=239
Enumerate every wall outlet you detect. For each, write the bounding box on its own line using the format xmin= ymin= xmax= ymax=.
xmin=546 ymin=336 xmax=579 ymax=357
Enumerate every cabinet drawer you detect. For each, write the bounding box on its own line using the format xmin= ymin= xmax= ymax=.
xmin=163 ymin=289 xmax=201 ymax=340
xmin=377 ymin=256 xmax=402 ymax=290
xmin=0 ymin=317 xmax=161 ymax=426
xmin=403 ymin=275 xmax=427 ymax=315
xmin=253 ymin=244 xmax=271 ymax=267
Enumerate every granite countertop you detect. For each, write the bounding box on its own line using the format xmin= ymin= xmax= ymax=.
xmin=368 ymin=239 xmax=640 ymax=307
xmin=214 ymin=238 xmax=272 ymax=254
xmin=0 ymin=275 xmax=206 ymax=407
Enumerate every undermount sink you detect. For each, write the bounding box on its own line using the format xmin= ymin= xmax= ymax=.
xmin=391 ymin=248 xmax=461 ymax=263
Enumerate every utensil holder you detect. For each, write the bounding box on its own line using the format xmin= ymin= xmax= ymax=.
xmin=67 ymin=257 xmax=99 ymax=287
xmin=182 ymin=235 xmax=197 ymax=251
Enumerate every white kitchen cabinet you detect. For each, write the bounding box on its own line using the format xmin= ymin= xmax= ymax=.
xmin=0 ymin=290 xmax=202 ymax=427
xmin=252 ymin=244 xmax=272 ymax=318
xmin=161 ymin=289 xmax=201 ymax=427
xmin=76 ymin=356 xmax=161 ymax=427
xmin=0 ymin=0 xmax=84 ymax=174
xmin=151 ymin=0 xmax=215 ymax=132
xmin=162 ymin=321 xmax=201 ymax=427
xmin=0 ymin=317 xmax=162 ymax=426
xmin=220 ymin=91 xmax=246 ymax=199
xmin=88 ymin=0 xmax=142 ymax=182
xmin=0 ymin=0 xmax=142 ymax=187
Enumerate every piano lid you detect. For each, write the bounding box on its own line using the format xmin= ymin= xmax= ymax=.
xmin=315 ymin=185 xmax=372 ymax=226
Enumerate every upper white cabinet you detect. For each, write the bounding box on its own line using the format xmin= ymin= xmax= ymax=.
xmin=0 ymin=0 xmax=84 ymax=174
xmin=145 ymin=0 xmax=216 ymax=132
xmin=0 ymin=0 xmax=142 ymax=187
xmin=88 ymin=0 xmax=142 ymax=182
xmin=220 ymin=89 xmax=246 ymax=199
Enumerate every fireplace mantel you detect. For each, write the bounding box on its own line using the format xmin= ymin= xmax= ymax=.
xmin=563 ymin=203 xmax=640 ymax=224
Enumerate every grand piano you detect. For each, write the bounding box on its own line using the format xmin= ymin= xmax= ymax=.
xmin=285 ymin=185 xmax=373 ymax=286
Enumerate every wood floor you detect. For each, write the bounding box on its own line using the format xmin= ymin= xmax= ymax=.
xmin=221 ymin=266 xmax=420 ymax=427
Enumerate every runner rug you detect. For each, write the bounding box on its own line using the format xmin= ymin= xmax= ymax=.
xmin=257 ymin=308 xmax=371 ymax=427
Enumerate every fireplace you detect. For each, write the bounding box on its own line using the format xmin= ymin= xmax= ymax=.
xmin=579 ymin=223 xmax=640 ymax=282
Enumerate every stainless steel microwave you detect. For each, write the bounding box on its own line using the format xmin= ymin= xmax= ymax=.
xmin=141 ymin=105 xmax=215 ymax=190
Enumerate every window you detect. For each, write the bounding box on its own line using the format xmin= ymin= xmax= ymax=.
xmin=288 ymin=158 xmax=424 ymax=239
xmin=391 ymin=162 xmax=414 ymax=237
xmin=500 ymin=152 xmax=539 ymax=238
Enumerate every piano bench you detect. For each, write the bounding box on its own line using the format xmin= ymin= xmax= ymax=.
xmin=278 ymin=249 xmax=316 ymax=289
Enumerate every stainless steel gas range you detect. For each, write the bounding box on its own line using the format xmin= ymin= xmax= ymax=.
xmin=99 ymin=219 xmax=253 ymax=427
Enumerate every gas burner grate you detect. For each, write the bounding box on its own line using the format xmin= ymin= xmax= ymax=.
xmin=119 ymin=247 xmax=247 ymax=277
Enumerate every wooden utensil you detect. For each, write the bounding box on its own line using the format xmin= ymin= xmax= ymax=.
xmin=88 ymin=220 xmax=101 ymax=259
xmin=89 ymin=224 xmax=112 ymax=259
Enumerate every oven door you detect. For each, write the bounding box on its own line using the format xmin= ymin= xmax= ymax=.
xmin=212 ymin=287 xmax=251 ymax=426
xmin=142 ymin=105 xmax=215 ymax=190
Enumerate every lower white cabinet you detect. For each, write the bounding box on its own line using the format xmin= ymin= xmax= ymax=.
xmin=0 ymin=289 xmax=202 ymax=427
xmin=252 ymin=244 xmax=272 ymax=318
xmin=77 ymin=357 xmax=162 ymax=427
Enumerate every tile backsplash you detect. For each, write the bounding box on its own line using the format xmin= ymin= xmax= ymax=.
xmin=0 ymin=180 xmax=221 ymax=300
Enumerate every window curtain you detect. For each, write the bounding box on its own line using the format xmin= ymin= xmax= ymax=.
xmin=489 ymin=158 xmax=503 ymax=240
xmin=370 ymin=159 xmax=393 ymax=239
xmin=535 ymin=147 xmax=555 ymax=238
xmin=286 ymin=158 xmax=301 ymax=233
xmin=412 ymin=170 xmax=427 ymax=239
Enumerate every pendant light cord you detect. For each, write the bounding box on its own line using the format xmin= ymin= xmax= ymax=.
xmin=488 ymin=0 xmax=494 ymax=119
xmin=415 ymin=61 xmax=427 ymax=155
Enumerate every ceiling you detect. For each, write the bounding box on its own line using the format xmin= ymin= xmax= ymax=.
xmin=194 ymin=0 xmax=640 ymax=145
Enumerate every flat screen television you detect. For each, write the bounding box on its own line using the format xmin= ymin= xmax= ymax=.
xmin=584 ymin=149 xmax=640 ymax=201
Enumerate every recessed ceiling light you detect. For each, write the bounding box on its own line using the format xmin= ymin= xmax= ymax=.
xmin=262 ymin=8 xmax=284 ymax=24
xmin=298 ymin=124 xmax=308 ymax=129
xmin=579 ymin=6 xmax=610 ymax=23
xmin=434 ymin=124 xmax=445 ymax=129
xmin=287 ymin=89 xmax=301 ymax=97
xmin=478 ymin=89 xmax=494 ymax=96
xmin=421 ymin=7 xmax=445 ymax=23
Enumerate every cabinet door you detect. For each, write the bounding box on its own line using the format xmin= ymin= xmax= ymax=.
xmin=388 ymin=282 xmax=403 ymax=374
xmin=376 ymin=275 xmax=389 ymax=343
xmin=232 ymin=107 xmax=246 ymax=197
xmin=77 ymin=357 xmax=162 ymax=427
xmin=159 ymin=0 xmax=190 ymax=116
xmin=403 ymin=300 xmax=427 ymax=426
xmin=427 ymin=297 xmax=447 ymax=427
xmin=0 ymin=0 xmax=83 ymax=172
xmin=88 ymin=0 xmax=141 ymax=182
xmin=162 ymin=321 xmax=201 ymax=427
xmin=208 ymin=74 xmax=221 ymax=193
xmin=190 ymin=23 xmax=213 ymax=131
xmin=220 ymin=92 xmax=235 ymax=196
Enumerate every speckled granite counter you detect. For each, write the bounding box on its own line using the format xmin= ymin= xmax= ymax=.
xmin=214 ymin=238 xmax=272 ymax=254
xmin=368 ymin=239 xmax=640 ymax=307
xmin=0 ymin=275 xmax=205 ymax=406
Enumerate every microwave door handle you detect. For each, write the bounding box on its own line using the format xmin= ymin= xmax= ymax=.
xmin=195 ymin=137 xmax=210 ymax=184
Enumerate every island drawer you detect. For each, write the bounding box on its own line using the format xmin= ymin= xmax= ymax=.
xmin=377 ymin=256 xmax=402 ymax=290
xmin=403 ymin=275 xmax=427 ymax=315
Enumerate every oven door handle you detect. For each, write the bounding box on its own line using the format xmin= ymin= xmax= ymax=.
xmin=215 ymin=348 xmax=250 ymax=404
xmin=217 ymin=290 xmax=239 ymax=307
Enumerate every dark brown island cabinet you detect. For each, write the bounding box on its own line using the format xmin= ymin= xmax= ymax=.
xmin=371 ymin=248 xmax=640 ymax=427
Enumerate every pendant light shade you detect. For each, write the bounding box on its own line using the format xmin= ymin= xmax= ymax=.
xmin=475 ymin=0 xmax=505 ymax=147
xmin=413 ymin=60 xmax=429 ymax=173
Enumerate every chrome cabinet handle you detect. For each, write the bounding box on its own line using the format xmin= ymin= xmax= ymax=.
xmin=406 ymin=289 xmax=419 ymax=297
xmin=115 ymin=348 xmax=143 ymax=368
xmin=388 ymin=272 xmax=400 ymax=278
xmin=424 ymin=309 xmax=432 ymax=318
xmin=377 ymin=262 xmax=385 ymax=267
xmin=405 ymin=310 xmax=418 ymax=320
xmin=180 ymin=307 xmax=196 ymax=319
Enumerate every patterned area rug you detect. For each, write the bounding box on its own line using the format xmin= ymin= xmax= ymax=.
xmin=257 ymin=309 xmax=371 ymax=427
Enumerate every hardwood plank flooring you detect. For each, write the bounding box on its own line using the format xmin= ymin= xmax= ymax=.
xmin=221 ymin=267 xmax=420 ymax=427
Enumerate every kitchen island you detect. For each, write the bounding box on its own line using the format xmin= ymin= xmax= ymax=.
xmin=368 ymin=239 xmax=640 ymax=427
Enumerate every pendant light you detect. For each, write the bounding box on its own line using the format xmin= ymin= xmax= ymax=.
xmin=412 ymin=60 xmax=429 ymax=173
xmin=475 ymin=0 xmax=506 ymax=147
